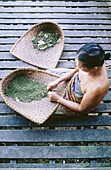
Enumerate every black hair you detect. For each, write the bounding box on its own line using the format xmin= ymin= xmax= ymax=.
xmin=77 ymin=42 xmax=110 ymax=69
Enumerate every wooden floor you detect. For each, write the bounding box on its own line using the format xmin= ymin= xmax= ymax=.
xmin=0 ymin=0 xmax=111 ymax=169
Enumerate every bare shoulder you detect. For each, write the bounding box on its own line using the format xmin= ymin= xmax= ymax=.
xmin=87 ymin=80 xmax=109 ymax=99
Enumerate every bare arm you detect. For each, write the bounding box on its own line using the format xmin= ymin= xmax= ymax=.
xmin=56 ymin=67 xmax=79 ymax=83
xmin=48 ymin=87 xmax=101 ymax=114
xmin=47 ymin=67 xmax=79 ymax=91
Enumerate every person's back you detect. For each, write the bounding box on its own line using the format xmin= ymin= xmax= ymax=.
xmin=78 ymin=64 xmax=109 ymax=112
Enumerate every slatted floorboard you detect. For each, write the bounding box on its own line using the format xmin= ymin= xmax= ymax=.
xmin=0 ymin=0 xmax=111 ymax=168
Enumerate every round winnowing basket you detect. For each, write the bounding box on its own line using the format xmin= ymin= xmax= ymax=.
xmin=0 ymin=68 xmax=67 ymax=124
xmin=10 ymin=21 xmax=64 ymax=69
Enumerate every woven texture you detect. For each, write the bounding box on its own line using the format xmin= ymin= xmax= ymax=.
xmin=1 ymin=68 xmax=67 ymax=124
xmin=10 ymin=21 xmax=64 ymax=69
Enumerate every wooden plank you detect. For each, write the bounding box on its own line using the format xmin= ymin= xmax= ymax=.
xmin=0 ymin=31 xmax=25 ymax=37
xmin=0 ymin=1 xmax=110 ymax=7
xmin=0 ymin=129 xmax=111 ymax=142
xmin=0 ymin=38 xmax=19 ymax=44
xmin=0 ymin=52 xmax=17 ymax=59
xmin=103 ymin=91 xmax=111 ymax=101
xmin=0 ymin=70 xmax=15 ymax=78
xmin=1 ymin=30 xmax=111 ymax=38
xmin=0 ymin=145 xmax=111 ymax=159
xmin=0 ymin=104 xmax=16 ymax=114
xmin=1 ymin=25 xmax=111 ymax=31
xmin=0 ymin=61 xmax=36 ymax=68
xmin=64 ymin=38 xmax=111 ymax=45
xmin=1 ymin=13 xmax=111 ymax=19
xmin=0 ymin=163 xmax=111 ymax=168
xmin=61 ymin=51 xmax=111 ymax=60
xmin=107 ymin=69 xmax=111 ymax=78
xmin=64 ymin=44 xmax=111 ymax=51
xmin=0 ymin=115 xmax=111 ymax=127
xmin=0 ymin=7 xmax=110 ymax=13
xmin=0 ymin=19 xmax=110 ymax=24
xmin=46 ymin=115 xmax=111 ymax=127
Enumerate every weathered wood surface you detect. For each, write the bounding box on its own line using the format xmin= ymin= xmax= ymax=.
xmin=0 ymin=1 xmax=111 ymax=7
xmin=0 ymin=129 xmax=111 ymax=142
xmin=1 ymin=115 xmax=111 ymax=127
xmin=1 ymin=145 xmax=111 ymax=159
xmin=0 ymin=163 xmax=111 ymax=169
xmin=0 ymin=0 xmax=111 ymax=168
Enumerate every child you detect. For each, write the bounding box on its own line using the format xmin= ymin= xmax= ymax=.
xmin=47 ymin=42 xmax=110 ymax=116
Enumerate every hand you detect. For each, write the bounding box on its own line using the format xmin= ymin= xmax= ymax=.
xmin=48 ymin=91 xmax=60 ymax=102
xmin=47 ymin=79 xmax=59 ymax=91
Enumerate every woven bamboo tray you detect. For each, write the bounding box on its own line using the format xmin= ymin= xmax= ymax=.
xmin=10 ymin=21 xmax=64 ymax=69
xmin=0 ymin=68 xmax=67 ymax=124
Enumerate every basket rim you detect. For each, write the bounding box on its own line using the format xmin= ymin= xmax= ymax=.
xmin=0 ymin=67 xmax=60 ymax=96
xmin=10 ymin=21 xmax=64 ymax=70
xmin=0 ymin=68 xmax=64 ymax=124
